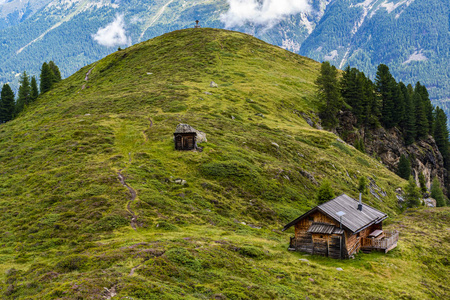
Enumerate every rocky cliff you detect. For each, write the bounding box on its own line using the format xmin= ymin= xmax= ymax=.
xmin=337 ymin=111 xmax=446 ymax=191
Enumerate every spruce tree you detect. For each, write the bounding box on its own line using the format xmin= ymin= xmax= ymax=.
xmin=364 ymin=78 xmax=380 ymax=128
xmin=48 ymin=61 xmax=62 ymax=83
xmin=418 ymin=172 xmax=427 ymax=194
xmin=40 ymin=62 xmax=53 ymax=94
xmin=316 ymin=62 xmax=342 ymax=129
xmin=30 ymin=76 xmax=39 ymax=101
xmin=402 ymin=83 xmax=416 ymax=145
xmin=415 ymin=82 xmax=433 ymax=134
xmin=405 ymin=176 xmax=421 ymax=208
xmin=376 ymin=64 xmax=396 ymax=128
xmin=397 ymin=154 xmax=411 ymax=179
xmin=358 ymin=176 xmax=368 ymax=194
xmin=316 ymin=180 xmax=335 ymax=204
xmin=0 ymin=84 xmax=15 ymax=122
xmin=430 ymin=177 xmax=446 ymax=207
xmin=16 ymin=71 xmax=31 ymax=114
xmin=433 ymin=107 xmax=450 ymax=169
xmin=413 ymin=91 xmax=428 ymax=140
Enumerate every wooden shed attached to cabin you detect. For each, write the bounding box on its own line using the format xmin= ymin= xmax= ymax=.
xmin=283 ymin=194 xmax=398 ymax=259
xmin=173 ymin=123 xmax=207 ymax=150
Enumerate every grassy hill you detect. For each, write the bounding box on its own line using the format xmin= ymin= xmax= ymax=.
xmin=0 ymin=28 xmax=447 ymax=299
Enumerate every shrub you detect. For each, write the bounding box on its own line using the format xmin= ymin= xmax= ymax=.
xmin=238 ymin=246 xmax=265 ymax=259
xmin=165 ymin=248 xmax=202 ymax=271
xmin=316 ymin=180 xmax=335 ymax=204
xmin=55 ymin=255 xmax=89 ymax=272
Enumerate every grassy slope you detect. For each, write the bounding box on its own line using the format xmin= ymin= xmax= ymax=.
xmin=0 ymin=28 xmax=447 ymax=299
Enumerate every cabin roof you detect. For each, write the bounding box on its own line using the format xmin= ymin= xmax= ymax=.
xmin=174 ymin=123 xmax=198 ymax=134
xmin=283 ymin=194 xmax=388 ymax=234
xmin=307 ymin=223 xmax=344 ymax=235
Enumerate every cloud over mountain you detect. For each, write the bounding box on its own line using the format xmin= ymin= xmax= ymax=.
xmin=92 ymin=14 xmax=131 ymax=47
xmin=220 ymin=0 xmax=311 ymax=28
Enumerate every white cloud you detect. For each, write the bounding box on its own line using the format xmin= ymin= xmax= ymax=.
xmin=92 ymin=14 xmax=131 ymax=47
xmin=220 ymin=0 xmax=311 ymax=29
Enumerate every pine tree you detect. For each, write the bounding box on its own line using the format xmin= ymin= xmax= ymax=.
xmin=0 ymin=84 xmax=15 ymax=122
xmin=418 ymin=172 xmax=427 ymax=194
xmin=405 ymin=176 xmax=421 ymax=208
xmin=413 ymin=91 xmax=428 ymax=140
xmin=30 ymin=76 xmax=39 ymax=101
xmin=415 ymin=82 xmax=433 ymax=134
xmin=364 ymin=77 xmax=380 ymax=128
xmin=402 ymin=83 xmax=416 ymax=145
xmin=433 ymin=107 xmax=450 ymax=169
xmin=397 ymin=154 xmax=411 ymax=179
xmin=358 ymin=176 xmax=368 ymax=194
xmin=316 ymin=62 xmax=343 ymax=129
xmin=316 ymin=180 xmax=335 ymax=204
xmin=48 ymin=61 xmax=62 ymax=83
xmin=40 ymin=62 xmax=53 ymax=94
xmin=430 ymin=177 xmax=446 ymax=207
xmin=16 ymin=71 xmax=31 ymax=114
xmin=376 ymin=64 xmax=396 ymax=128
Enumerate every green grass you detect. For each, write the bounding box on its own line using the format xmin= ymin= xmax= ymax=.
xmin=0 ymin=28 xmax=446 ymax=299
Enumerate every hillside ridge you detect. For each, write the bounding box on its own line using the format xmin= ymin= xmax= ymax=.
xmin=0 ymin=28 xmax=447 ymax=299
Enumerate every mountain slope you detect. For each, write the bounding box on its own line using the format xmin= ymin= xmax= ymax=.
xmin=0 ymin=0 xmax=448 ymax=106
xmin=0 ymin=28 xmax=448 ymax=299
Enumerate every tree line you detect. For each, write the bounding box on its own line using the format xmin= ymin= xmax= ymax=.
xmin=316 ymin=62 xmax=448 ymax=206
xmin=0 ymin=61 xmax=61 ymax=123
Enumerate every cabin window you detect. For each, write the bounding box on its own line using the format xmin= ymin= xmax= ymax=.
xmin=308 ymin=217 xmax=314 ymax=222
xmin=357 ymin=233 xmax=360 ymax=238
xmin=320 ymin=235 xmax=323 ymax=238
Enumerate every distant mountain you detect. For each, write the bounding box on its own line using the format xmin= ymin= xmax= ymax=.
xmin=0 ymin=0 xmax=448 ymax=107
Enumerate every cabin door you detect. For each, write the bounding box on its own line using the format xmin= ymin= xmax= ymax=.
xmin=175 ymin=136 xmax=182 ymax=149
xmin=184 ymin=136 xmax=194 ymax=149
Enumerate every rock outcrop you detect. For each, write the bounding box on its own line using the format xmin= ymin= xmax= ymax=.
xmin=337 ymin=111 xmax=446 ymax=191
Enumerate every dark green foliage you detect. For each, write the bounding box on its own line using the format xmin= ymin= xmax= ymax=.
xmin=433 ymin=107 xmax=450 ymax=169
xmin=358 ymin=176 xmax=368 ymax=194
xmin=354 ymin=137 xmax=365 ymax=153
xmin=316 ymin=61 xmax=342 ymax=129
xmin=397 ymin=154 xmax=411 ymax=180
xmin=430 ymin=177 xmax=446 ymax=207
xmin=401 ymin=83 xmax=416 ymax=145
xmin=16 ymin=71 xmax=31 ymax=114
xmin=405 ymin=176 xmax=421 ymax=208
xmin=48 ymin=61 xmax=62 ymax=83
xmin=415 ymin=82 xmax=433 ymax=134
xmin=316 ymin=180 xmax=335 ymax=204
xmin=0 ymin=84 xmax=15 ymax=122
xmin=413 ymin=91 xmax=429 ymax=140
xmin=376 ymin=64 xmax=397 ymax=129
xmin=418 ymin=172 xmax=427 ymax=194
xmin=39 ymin=62 xmax=53 ymax=94
xmin=166 ymin=248 xmax=202 ymax=271
xmin=200 ymin=160 xmax=257 ymax=179
xmin=30 ymin=76 xmax=39 ymax=101
xmin=238 ymin=246 xmax=265 ymax=259
xmin=55 ymin=255 xmax=89 ymax=272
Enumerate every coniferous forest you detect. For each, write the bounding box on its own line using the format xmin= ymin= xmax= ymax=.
xmin=0 ymin=61 xmax=61 ymax=122
xmin=317 ymin=62 xmax=449 ymax=205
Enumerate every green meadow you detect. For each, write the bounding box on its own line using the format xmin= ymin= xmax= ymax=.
xmin=0 ymin=28 xmax=448 ymax=299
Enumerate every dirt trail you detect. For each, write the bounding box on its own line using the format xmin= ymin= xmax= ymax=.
xmin=82 ymin=66 xmax=95 ymax=90
xmin=118 ymin=170 xmax=138 ymax=230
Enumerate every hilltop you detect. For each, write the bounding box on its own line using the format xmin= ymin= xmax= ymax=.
xmin=0 ymin=29 xmax=448 ymax=299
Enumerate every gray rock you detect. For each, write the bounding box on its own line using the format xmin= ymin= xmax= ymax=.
xmin=210 ymin=81 xmax=218 ymax=88
xmin=299 ymin=258 xmax=309 ymax=262
xmin=204 ymin=91 xmax=212 ymax=95
xmin=271 ymin=142 xmax=280 ymax=148
xmin=336 ymin=267 xmax=343 ymax=271
xmin=255 ymin=113 xmax=264 ymax=117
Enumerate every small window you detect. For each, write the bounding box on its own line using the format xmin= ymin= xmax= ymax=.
xmin=320 ymin=235 xmax=323 ymax=238
xmin=308 ymin=217 xmax=314 ymax=222
xmin=357 ymin=233 xmax=360 ymax=238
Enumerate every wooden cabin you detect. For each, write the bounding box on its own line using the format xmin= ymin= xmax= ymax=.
xmin=173 ymin=123 xmax=207 ymax=151
xmin=283 ymin=194 xmax=398 ymax=259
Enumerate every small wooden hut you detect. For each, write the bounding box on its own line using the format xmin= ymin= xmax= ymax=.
xmin=173 ymin=123 xmax=207 ymax=150
xmin=283 ymin=194 xmax=398 ymax=258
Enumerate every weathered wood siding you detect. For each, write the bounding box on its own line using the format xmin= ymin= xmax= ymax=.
xmin=293 ymin=211 xmax=343 ymax=257
xmin=345 ymin=223 xmax=383 ymax=256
